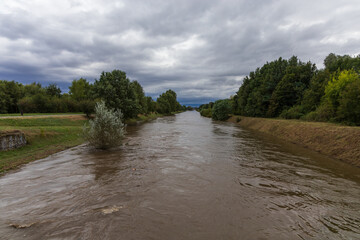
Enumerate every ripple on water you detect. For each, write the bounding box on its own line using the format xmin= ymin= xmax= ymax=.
xmin=0 ymin=111 xmax=360 ymax=240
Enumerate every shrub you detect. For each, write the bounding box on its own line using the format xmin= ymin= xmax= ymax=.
xmin=280 ymin=105 xmax=304 ymax=119
xmin=302 ymin=103 xmax=334 ymax=122
xmin=18 ymin=97 xmax=37 ymax=113
xmin=62 ymin=97 xmax=81 ymax=112
xmin=337 ymin=80 xmax=360 ymax=125
xmin=212 ymin=99 xmax=232 ymax=121
xmin=80 ymin=100 xmax=96 ymax=118
xmin=323 ymin=70 xmax=359 ymax=109
xmin=200 ymin=108 xmax=212 ymax=118
xmin=83 ymin=101 xmax=125 ymax=149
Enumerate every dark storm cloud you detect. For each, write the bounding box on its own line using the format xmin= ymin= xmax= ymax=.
xmin=1 ymin=0 xmax=360 ymax=103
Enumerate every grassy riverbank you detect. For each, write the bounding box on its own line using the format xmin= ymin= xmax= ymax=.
xmin=228 ymin=115 xmax=360 ymax=167
xmin=126 ymin=111 xmax=184 ymax=125
xmin=0 ymin=116 xmax=87 ymax=173
xmin=0 ymin=112 xmax=83 ymax=117
xmin=125 ymin=112 xmax=165 ymax=125
xmin=0 ymin=112 xmax=170 ymax=174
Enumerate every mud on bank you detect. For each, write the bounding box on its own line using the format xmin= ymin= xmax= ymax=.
xmin=228 ymin=116 xmax=360 ymax=167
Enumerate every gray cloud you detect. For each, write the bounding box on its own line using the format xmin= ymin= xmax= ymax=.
xmin=1 ymin=0 xmax=360 ymax=103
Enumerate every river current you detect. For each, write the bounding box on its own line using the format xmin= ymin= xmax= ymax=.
xmin=0 ymin=111 xmax=359 ymax=239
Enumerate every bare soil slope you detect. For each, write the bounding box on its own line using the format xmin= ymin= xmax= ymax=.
xmin=228 ymin=116 xmax=360 ymax=167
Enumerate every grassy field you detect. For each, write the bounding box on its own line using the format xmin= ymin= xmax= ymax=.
xmin=0 ymin=117 xmax=87 ymax=174
xmin=0 ymin=112 xmax=83 ymax=117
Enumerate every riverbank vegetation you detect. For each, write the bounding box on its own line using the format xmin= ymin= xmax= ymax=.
xmin=83 ymin=101 xmax=125 ymax=149
xmin=199 ymin=53 xmax=360 ymax=126
xmin=0 ymin=69 xmax=184 ymax=172
xmin=0 ymin=116 xmax=87 ymax=173
xmin=0 ymin=69 xmax=185 ymax=118
xmin=0 ymin=110 xmax=178 ymax=173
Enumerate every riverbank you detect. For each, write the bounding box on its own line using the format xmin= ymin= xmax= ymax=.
xmin=125 ymin=112 xmax=165 ymax=125
xmin=0 ymin=113 xmax=169 ymax=174
xmin=228 ymin=116 xmax=360 ymax=167
xmin=0 ymin=116 xmax=87 ymax=174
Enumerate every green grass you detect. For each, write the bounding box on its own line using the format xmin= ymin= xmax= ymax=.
xmin=0 ymin=118 xmax=86 ymax=127
xmin=0 ymin=112 xmax=83 ymax=117
xmin=0 ymin=118 xmax=87 ymax=174
xmin=0 ymin=112 xmax=167 ymax=174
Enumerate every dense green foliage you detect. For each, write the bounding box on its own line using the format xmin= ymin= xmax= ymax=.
xmin=233 ymin=56 xmax=317 ymax=118
xmin=199 ymin=53 xmax=360 ymax=125
xmin=69 ymin=78 xmax=93 ymax=101
xmin=83 ymin=101 xmax=125 ymax=149
xmin=200 ymin=108 xmax=212 ymax=118
xmin=212 ymin=99 xmax=232 ymax=120
xmin=198 ymin=102 xmax=213 ymax=117
xmin=0 ymin=80 xmax=94 ymax=114
xmin=156 ymin=89 xmax=182 ymax=114
xmin=93 ymin=70 xmax=139 ymax=119
xmin=0 ymin=69 xmax=183 ymax=119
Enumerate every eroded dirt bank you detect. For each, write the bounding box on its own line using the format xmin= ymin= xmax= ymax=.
xmin=228 ymin=116 xmax=360 ymax=167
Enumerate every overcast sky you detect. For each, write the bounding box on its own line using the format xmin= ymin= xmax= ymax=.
xmin=1 ymin=0 xmax=360 ymax=104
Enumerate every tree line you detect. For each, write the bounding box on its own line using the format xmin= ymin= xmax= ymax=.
xmin=0 ymin=69 xmax=184 ymax=118
xmin=199 ymin=53 xmax=360 ymax=125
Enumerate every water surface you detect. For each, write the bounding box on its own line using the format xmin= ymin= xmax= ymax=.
xmin=1 ymin=111 xmax=359 ymax=239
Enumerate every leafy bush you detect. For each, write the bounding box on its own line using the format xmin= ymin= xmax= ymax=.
xmin=280 ymin=105 xmax=304 ymax=119
xmin=156 ymin=89 xmax=180 ymax=114
xmin=200 ymin=108 xmax=212 ymax=118
xmin=337 ymin=80 xmax=360 ymax=125
xmin=323 ymin=70 xmax=359 ymax=109
xmin=80 ymin=100 xmax=96 ymax=118
xmin=83 ymin=101 xmax=125 ymax=149
xmin=212 ymin=99 xmax=232 ymax=121
xmin=309 ymin=69 xmax=360 ymax=123
xmin=302 ymin=103 xmax=334 ymax=122
xmin=18 ymin=97 xmax=37 ymax=113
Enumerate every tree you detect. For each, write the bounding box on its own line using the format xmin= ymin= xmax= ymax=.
xmin=324 ymin=53 xmax=360 ymax=73
xmin=0 ymin=82 xmax=8 ymax=113
xmin=324 ymin=53 xmax=338 ymax=72
xmin=301 ymin=69 xmax=330 ymax=113
xmin=93 ymin=70 xmax=138 ymax=119
xmin=45 ymin=84 xmax=62 ymax=97
xmin=323 ymin=70 xmax=359 ymax=109
xmin=83 ymin=101 xmax=125 ymax=149
xmin=267 ymin=74 xmax=297 ymax=117
xmin=80 ymin=100 xmax=96 ymax=118
xmin=156 ymin=89 xmax=180 ymax=114
xmin=212 ymin=99 xmax=232 ymax=121
xmin=146 ymin=96 xmax=156 ymax=113
xmin=69 ymin=78 xmax=92 ymax=101
xmin=24 ymin=82 xmax=43 ymax=97
xmin=17 ymin=97 xmax=37 ymax=113
xmin=130 ymin=80 xmax=147 ymax=113
xmin=337 ymin=80 xmax=360 ymax=125
xmin=0 ymin=80 xmax=24 ymax=113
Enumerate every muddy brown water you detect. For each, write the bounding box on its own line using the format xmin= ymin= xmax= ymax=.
xmin=0 ymin=111 xmax=360 ymax=240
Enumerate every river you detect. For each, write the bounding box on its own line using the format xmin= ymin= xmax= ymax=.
xmin=0 ymin=111 xmax=359 ymax=239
